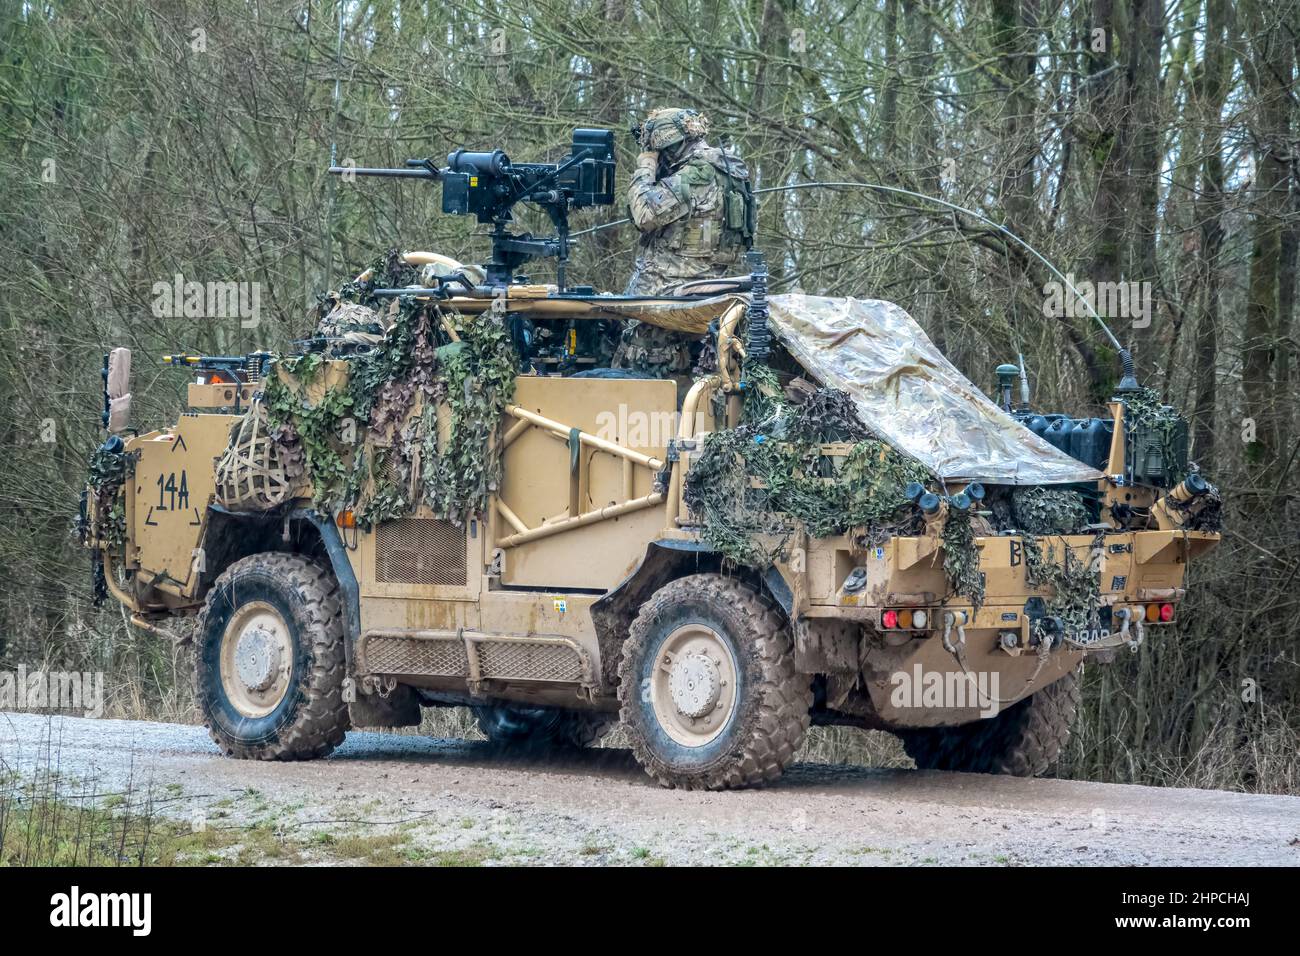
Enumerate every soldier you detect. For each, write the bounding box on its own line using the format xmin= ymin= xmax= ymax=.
xmin=615 ymin=108 xmax=754 ymax=377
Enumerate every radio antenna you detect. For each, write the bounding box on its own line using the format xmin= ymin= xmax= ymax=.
xmin=572 ymin=179 xmax=1136 ymax=385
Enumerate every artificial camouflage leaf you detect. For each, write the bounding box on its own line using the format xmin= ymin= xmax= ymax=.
xmin=942 ymin=508 xmax=985 ymax=612
xmin=1023 ymin=531 xmax=1103 ymax=635
xmin=418 ymin=310 xmax=516 ymax=525
xmin=1009 ymin=486 xmax=1089 ymax=536
xmin=1122 ymin=386 xmax=1188 ymax=484
xmin=683 ymin=375 xmax=929 ymax=566
xmin=84 ymin=442 xmax=138 ymax=548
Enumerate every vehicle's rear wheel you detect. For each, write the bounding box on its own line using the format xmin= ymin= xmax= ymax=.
xmin=195 ymin=553 xmax=350 ymax=760
xmin=472 ymin=704 xmax=615 ymax=749
xmin=617 ymin=574 xmax=812 ymax=790
xmin=899 ymin=669 xmax=1081 ymax=776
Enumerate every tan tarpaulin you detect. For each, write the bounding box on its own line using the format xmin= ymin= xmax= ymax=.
xmin=450 ymin=286 xmax=1099 ymax=484
xmin=765 ymin=294 xmax=1102 ymax=485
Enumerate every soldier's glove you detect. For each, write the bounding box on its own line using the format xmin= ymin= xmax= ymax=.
xmin=636 ymin=151 xmax=659 ymax=172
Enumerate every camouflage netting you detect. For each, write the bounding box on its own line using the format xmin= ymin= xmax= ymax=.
xmin=991 ymin=486 xmax=1090 ymax=536
xmin=941 ymin=508 xmax=985 ymax=612
xmin=230 ymin=259 xmax=1113 ymax=619
xmin=1023 ymin=531 xmax=1104 ymax=637
xmin=259 ymin=250 xmax=516 ymax=528
xmin=83 ymin=441 xmax=138 ymax=548
xmin=988 ymin=485 xmax=1098 ymax=632
xmin=682 ymin=362 xmax=931 ymax=567
xmin=1122 ymin=385 xmax=1187 ymax=483
xmin=765 ymin=295 xmax=1102 ymax=483
xmin=681 ymin=353 xmax=1108 ymax=620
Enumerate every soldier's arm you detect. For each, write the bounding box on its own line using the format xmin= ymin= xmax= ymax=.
xmin=627 ymin=152 xmax=692 ymax=232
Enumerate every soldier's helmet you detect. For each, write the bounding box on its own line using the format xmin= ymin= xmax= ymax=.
xmin=638 ymin=107 xmax=710 ymax=151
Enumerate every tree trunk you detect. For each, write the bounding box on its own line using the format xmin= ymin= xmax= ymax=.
xmin=1240 ymin=0 xmax=1292 ymax=504
xmin=1190 ymin=0 xmax=1231 ymax=464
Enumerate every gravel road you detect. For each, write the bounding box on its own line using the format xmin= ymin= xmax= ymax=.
xmin=2 ymin=711 xmax=1297 ymax=866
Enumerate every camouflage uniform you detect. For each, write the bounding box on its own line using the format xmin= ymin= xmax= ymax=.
xmin=617 ymin=108 xmax=753 ymax=377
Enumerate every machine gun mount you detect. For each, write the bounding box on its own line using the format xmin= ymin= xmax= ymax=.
xmin=329 ymin=128 xmax=617 ymax=291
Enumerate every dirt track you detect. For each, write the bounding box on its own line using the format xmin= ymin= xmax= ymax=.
xmin=2 ymin=711 xmax=1297 ymax=865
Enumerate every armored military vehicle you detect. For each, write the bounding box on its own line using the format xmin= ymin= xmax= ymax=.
xmin=78 ymin=131 xmax=1220 ymax=789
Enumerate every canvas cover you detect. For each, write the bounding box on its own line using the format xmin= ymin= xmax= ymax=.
xmin=764 ymin=294 xmax=1102 ymax=484
xmin=471 ymin=288 xmax=1101 ymax=484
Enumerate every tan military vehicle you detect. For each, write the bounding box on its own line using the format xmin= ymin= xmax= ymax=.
xmin=78 ymin=135 xmax=1220 ymax=789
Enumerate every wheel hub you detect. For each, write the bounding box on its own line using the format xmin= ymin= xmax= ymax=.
xmin=648 ymin=623 xmax=739 ymax=748
xmin=668 ymin=653 xmax=720 ymax=718
xmin=234 ymin=627 xmax=281 ymax=692
xmin=219 ymin=602 xmax=292 ymax=718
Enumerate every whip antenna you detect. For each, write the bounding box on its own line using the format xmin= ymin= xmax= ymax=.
xmin=573 ymin=179 xmax=1135 ymax=384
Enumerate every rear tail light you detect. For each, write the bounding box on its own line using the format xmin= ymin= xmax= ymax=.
xmin=881 ymin=608 xmax=930 ymax=631
xmin=1134 ymin=602 xmax=1175 ymax=623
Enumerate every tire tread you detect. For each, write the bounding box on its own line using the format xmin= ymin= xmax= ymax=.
xmin=617 ymin=574 xmax=812 ymax=790
xmin=195 ymin=552 xmax=350 ymax=761
xmin=900 ymin=670 xmax=1081 ymax=776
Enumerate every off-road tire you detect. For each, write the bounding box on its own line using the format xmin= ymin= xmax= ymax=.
xmin=472 ymin=705 xmax=616 ymax=749
xmin=617 ymin=574 xmax=812 ymax=790
xmin=899 ymin=670 xmax=1081 ymax=776
xmin=195 ymin=553 xmax=350 ymax=760
xmin=555 ymin=711 xmax=617 ymax=748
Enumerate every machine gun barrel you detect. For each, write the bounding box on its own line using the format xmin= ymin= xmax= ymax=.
xmin=163 ymin=354 xmax=263 ymax=368
xmin=328 ymin=165 xmax=440 ymax=179
xmin=162 ymin=352 xmax=272 ymax=381
xmin=163 ymin=354 xmax=247 ymax=368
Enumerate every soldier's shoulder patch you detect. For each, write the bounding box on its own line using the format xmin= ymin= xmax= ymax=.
xmin=647 ymin=189 xmax=677 ymax=211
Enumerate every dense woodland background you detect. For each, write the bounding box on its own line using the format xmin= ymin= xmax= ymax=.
xmin=1 ymin=0 xmax=1296 ymax=791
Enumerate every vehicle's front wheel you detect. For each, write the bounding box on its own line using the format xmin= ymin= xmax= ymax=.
xmin=195 ymin=553 xmax=351 ymax=760
xmin=617 ymin=574 xmax=812 ymax=790
xmin=899 ymin=670 xmax=1081 ymax=776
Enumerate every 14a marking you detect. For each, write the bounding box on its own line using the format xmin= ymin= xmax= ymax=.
xmin=155 ymin=470 xmax=190 ymax=511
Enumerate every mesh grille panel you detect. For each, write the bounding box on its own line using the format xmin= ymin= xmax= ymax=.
xmin=381 ymin=451 xmax=407 ymax=491
xmin=478 ymin=641 xmax=584 ymax=683
xmin=360 ymin=632 xmax=587 ymax=684
xmin=375 ymin=518 xmax=467 ymax=586
xmin=365 ymin=636 xmax=469 ymax=677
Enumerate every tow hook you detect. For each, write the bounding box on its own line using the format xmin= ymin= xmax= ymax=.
xmin=942 ymin=611 xmax=967 ymax=654
xmin=1129 ymin=618 xmax=1145 ymax=653
xmin=1114 ymin=607 xmax=1146 ymax=654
